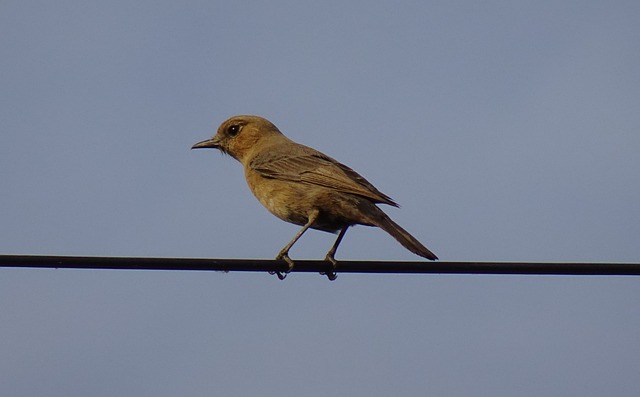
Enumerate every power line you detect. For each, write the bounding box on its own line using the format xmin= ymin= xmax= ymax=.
xmin=1 ymin=254 xmax=639 ymax=276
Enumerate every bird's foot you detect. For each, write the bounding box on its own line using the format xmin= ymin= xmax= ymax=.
xmin=273 ymin=252 xmax=295 ymax=280
xmin=321 ymin=254 xmax=338 ymax=281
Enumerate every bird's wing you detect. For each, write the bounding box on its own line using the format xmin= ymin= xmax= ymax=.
xmin=249 ymin=144 xmax=398 ymax=207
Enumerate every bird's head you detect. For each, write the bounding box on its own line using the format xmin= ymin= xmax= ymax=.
xmin=192 ymin=115 xmax=285 ymax=164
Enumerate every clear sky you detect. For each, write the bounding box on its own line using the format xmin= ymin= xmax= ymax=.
xmin=1 ymin=1 xmax=639 ymax=396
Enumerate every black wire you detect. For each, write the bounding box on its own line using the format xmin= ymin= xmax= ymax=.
xmin=1 ymin=254 xmax=639 ymax=275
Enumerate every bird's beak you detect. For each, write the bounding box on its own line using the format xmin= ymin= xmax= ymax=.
xmin=191 ymin=137 xmax=220 ymax=149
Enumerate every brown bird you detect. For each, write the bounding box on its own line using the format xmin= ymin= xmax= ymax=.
xmin=192 ymin=115 xmax=437 ymax=280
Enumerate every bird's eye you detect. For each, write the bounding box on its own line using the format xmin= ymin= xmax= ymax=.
xmin=227 ymin=125 xmax=240 ymax=136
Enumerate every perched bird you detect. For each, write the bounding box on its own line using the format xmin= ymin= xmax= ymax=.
xmin=192 ymin=115 xmax=437 ymax=280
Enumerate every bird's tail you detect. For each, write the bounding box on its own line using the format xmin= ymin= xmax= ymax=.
xmin=374 ymin=211 xmax=438 ymax=261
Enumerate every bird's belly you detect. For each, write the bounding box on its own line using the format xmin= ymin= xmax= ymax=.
xmin=246 ymin=174 xmax=351 ymax=232
xmin=247 ymin=176 xmax=313 ymax=225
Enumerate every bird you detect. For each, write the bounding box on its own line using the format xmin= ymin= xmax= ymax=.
xmin=192 ymin=115 xmax=437 ymax=280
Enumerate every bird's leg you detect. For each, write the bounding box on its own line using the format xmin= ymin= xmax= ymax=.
xmin=322 ymin=226 xmax=349 ymax=281
xmin=274 ymin=210 xmax=319 ymax=280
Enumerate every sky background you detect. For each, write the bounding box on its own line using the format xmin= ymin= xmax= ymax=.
xmin=1 ymin=1 xmax=639 ymax=396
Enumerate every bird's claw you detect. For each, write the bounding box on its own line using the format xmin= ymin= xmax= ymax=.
xmin=321 ymin=254 xmax=338 ymax=281
xmin=324 ymin=271 xmax=337 ymax=281
xmin=274 ymin=252 xmax=295 ymax=280
xmin=272 ymin=252 xmax=337 ymax=281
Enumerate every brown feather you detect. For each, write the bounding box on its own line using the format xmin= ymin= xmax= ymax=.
xmin=249 ymin=145 xmax=398 ymax=207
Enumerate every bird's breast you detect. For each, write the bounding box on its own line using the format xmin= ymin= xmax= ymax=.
xmin=244 ymin=169 xmax=311 ymax=226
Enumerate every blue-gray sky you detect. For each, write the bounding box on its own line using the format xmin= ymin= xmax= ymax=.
xmin=1 ymin=1 xmax=639 ymax=396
